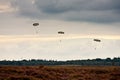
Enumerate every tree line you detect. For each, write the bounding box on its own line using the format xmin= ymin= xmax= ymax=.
xmin=0 ymin=57 xmax=120 ymax=66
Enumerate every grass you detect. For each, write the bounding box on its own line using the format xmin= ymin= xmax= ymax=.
xmin=0 ymin=66 xmax=120 ymax=80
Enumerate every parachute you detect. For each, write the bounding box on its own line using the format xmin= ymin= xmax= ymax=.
xmin=58 ymin=31 xmax=65 ymax=34
xmin=33 ymin=23 xmax=39 ymax=34
xmin=94 ymin=39 xmax=101 ymax=42
xmin=93 ymin=39 xmax=101 ymax=50
xmin=33 ymin=23 xmax=39 ymax=26
xmin=58 ymin=31 xmax=65 ymax=42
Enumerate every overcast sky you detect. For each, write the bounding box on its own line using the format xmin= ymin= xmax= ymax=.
xmin=0 ymin=0 xmax=120 ymax=60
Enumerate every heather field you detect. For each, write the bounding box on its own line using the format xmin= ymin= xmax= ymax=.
xmin=0 ymin=66 xmax=120 ymax=80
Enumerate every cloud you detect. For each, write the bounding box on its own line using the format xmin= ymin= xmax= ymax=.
xmin=35 ymin=0 xmax=120 ymax=13
xmin=11 ymin=0 xmax=39 ymax=18
xmin=0 ymin=0 xmax=120 ymax=35
xmin=0 ymin=0 xmax=14 ymax=13
xmin=9 ymin=0 xmax=120 ymax=23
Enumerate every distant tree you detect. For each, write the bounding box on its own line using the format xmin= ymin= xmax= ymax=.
xmin=95 ymin=58 xmax=102 ymax=61
xmin=106 ymin=58 xmax=111 ymax=61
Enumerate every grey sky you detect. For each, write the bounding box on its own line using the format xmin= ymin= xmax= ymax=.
xmin=11 ymin=0 xmax=120 ymax=22
xmin=0 ymin=0 xmax=120 ymax=60
xmin=0 ymin=0 xmax=120 ymax=35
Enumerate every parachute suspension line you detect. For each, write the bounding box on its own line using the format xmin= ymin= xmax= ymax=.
xmin=34 ymin=26 xmax=38 ymax=34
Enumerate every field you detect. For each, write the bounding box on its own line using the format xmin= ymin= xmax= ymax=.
xmin=0 ymin=66 xmax=120 ymax=80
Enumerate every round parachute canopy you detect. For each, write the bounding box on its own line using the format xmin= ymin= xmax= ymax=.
xmin=33 ymin=23 xmax=39 ymax=26
xmin=58 ymin=31 xmax=64 ymax=34
xmin=94 ymin=39 xmax=101 ymax=42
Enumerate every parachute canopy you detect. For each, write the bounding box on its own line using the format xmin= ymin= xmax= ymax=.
xmin=58 ymin=31 xmax=64 ymax=34
xmin=33 ymin=23 xmax=39 ymax=26
xmin=94 ymin=39 xmax=101 ymax=42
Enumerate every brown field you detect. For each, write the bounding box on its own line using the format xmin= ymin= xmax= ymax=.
xmin=0 ymin=66 xmax=120 ymax=80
